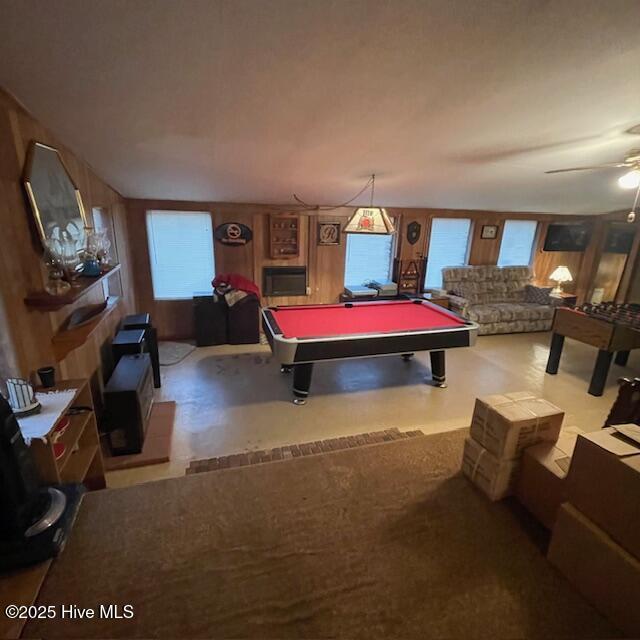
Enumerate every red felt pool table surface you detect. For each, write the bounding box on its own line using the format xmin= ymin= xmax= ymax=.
xmin=270 ymin=300 xmax=465 ymax=339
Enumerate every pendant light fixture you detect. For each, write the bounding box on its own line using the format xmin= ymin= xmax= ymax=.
xmin=343 ymin=174 xmax=395 ymax=235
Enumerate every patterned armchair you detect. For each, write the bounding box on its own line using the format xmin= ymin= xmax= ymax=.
xmin=438 ymin=265 xmax=557 ymax=335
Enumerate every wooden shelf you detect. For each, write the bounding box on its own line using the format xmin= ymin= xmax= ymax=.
xmin=57 ymin=411 xmax=92 ymax=470
xmin=52 ymin=296 xmax=121 ymax=361
xmin=269 ymin=214 xmax=300 ymax=259
xmin=60 ymin=444 xmax=99 ymax=484
xmin=27 ymin=379 xmax=106 ymax=490
xmin=24 ymin=264 xmax=121 ymax=311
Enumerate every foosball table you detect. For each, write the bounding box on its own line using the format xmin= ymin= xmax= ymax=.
xmin=545 ymin=303 xmax=640 ymax=396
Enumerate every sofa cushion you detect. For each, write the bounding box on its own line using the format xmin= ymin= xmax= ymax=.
xmin=466 ymin=303 xmax=554 ymax=325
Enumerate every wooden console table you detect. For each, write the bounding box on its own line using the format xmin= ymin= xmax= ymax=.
xmin=27 ymin=379 xmax=106 ymax=490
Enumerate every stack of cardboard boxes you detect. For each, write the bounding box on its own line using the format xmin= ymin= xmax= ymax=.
xmin=462 ymin=392 xmax=640 ymax=634
xmin=462 ymin=391 xmax=564 ymax=500
xmin=548 ymin=425 xmax=640 ymax=636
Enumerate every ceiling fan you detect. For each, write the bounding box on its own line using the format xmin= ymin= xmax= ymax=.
xmin=546 ymin=148 xmax=640 ymax=222
xmin=545 ymin=148 xmax=640 ymax=188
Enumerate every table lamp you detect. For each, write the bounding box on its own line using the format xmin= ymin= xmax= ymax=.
xmin=549 ymin=265 xmax=573 ymax=294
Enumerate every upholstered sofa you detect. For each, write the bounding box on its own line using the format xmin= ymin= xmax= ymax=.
xmin=435 ymin=265 xmax=557 ymax=335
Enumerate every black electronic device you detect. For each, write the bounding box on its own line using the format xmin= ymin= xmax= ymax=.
xmin=112 ymin=329 xmax=147 ymax=367
xmin=0 ymin=395 xmax=84 ymax=570
xmin=543 ymin=223 xmax=591 ymax=252
xmin=104 ymin=354 xmax=154 ymax=455
xmin=604 ymin=226 xmax=635 ymax=254
xmin=120 ymin=313 xmax=161 ymax=388
xmin=193 ymin=292 xmax=227 ymax=346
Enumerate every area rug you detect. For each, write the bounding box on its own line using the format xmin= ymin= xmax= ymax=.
xmin=25 ymin=429 xmax=618 ymax=639
xmin=158 ymin=340 xmax=195 ymax=366
xmin=102 ymin=401 xmax=175 ymax=471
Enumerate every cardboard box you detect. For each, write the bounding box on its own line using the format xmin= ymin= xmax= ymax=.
xmin=549 ymin=503 xmax=640 ymax=636
xmin=567 ymin=425 xmax=640 ymax=558
xmin=461 ymin=437 xmax=518 ymax=501
xmin=470 ymin=392 xmax=564 ymax=460
xmin=516 ymin=429 xmax=581 ymax=529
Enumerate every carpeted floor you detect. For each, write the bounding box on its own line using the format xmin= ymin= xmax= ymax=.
xmin=25 ymin=429 xmax=619 ymax=638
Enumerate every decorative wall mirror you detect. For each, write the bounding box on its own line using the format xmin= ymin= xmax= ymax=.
xmin=23 ymin=142 xmax=88 ymax=251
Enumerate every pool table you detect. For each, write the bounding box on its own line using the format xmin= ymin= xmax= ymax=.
xmin=262 ymin=297 xmax=479 ymax=404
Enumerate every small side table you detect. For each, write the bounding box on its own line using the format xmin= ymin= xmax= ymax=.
xmin=420 ymin=293 xmax=450 ymax=309
xmin=550 ymin=292 xmax=577 ymax=307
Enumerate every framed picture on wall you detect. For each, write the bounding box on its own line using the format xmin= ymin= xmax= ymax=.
xmin=318 ymin=222 xmax=341 ymax=245
xmin=481 ymin=224 xmax=498 ymax=240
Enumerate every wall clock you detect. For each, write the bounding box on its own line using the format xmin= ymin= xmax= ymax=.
xmin=481 ymin=224 xmax=498 ymax=240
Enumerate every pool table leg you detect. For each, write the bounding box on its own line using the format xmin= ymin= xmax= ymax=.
xmin=429 ymin=350 xmax=447 ymax=388
xmin=293 ymin=363 xmax=314 ymax=405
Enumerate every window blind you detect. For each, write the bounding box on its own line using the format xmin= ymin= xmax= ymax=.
xmin=424 ymin=218 xmax=472 ymax=289
xmin=498 ymin=220 xmax=538 ymax=266
xmin=146 ymin=210 xmax=215 ymax=300
xmin=344 ymin=233 xmax=394 ymax=286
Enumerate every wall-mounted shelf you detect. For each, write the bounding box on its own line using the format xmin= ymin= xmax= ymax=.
xmin=269 ymin=214 xmax=300 ymax=259
xmin=52 ymin=296 xmax=121 ymax=361
xmin=393 ymin=259 xmax=424 ymax=294
xmin=24 ymin=264 xmax=121 ymax=311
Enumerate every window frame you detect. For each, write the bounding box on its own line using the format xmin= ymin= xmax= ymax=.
xmin=497 ymin=219 xmax=539 ymax=267
xmin=343 ymin=226 xmax=397 ymax=286
xmin=423 ymin=217 xmax=473 ymax=290
xmin=146 ymin=209 xmax=216 ymax=301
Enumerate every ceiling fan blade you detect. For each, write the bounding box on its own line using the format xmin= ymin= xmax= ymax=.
xmin=545 ymin=163 xmax=629 ymax=174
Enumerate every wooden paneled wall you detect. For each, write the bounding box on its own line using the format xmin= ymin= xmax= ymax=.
xmin=125 ymin=199 xmax=350 ymax=338
xmin=0 ymin=89 xmax=136 ymax=386
xmin=126 ymin=199 xmax=600 ymax=339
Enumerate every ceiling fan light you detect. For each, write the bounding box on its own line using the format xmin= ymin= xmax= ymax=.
xmin=618 ymin=169 xmax=640 ymax=189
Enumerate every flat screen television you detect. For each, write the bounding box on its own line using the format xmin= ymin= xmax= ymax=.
xmin=543 ymin=224 xmax=591 ymax=252
xmin=604 ymin=226 xmax=635 ymax=254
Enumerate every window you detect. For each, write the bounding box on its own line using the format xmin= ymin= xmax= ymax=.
xmin=92 ymin=207 xmax=122 ymax=298
xmin=92 ymin=207 xmax=118 ymax=261
xmin=146 ymin=210 xmax=215 ymax=300
xmin=498 ymin=220 xmax=538 ymax=266
xmin=344 ymin=233 xmax=394 ymax=286
xmin=424 ymin=218 xmax=472 ymax=289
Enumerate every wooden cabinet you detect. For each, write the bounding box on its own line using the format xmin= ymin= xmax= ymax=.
xmin=28 ymin=379 xmax=106 ymax=490
xmin=269 ymin=214 xmax=300 ymax=258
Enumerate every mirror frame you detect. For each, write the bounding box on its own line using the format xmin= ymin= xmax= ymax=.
xmin=23 ymin=141 xmax=88 ymax=250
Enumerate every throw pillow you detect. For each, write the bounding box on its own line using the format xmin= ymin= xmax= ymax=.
xmin=524 ymin=284 xmax=553 ymax=305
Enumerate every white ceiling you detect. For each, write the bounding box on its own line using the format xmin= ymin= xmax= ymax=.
xmin=1 ymin=0 xmax=640 ymax=214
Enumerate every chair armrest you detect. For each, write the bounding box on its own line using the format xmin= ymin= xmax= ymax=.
xmin=444 ymin=294 xmax=470 ymax=315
